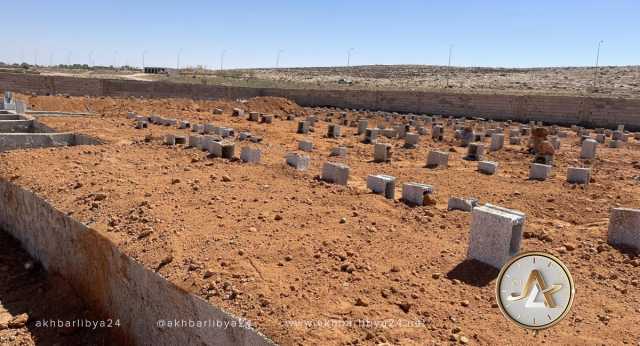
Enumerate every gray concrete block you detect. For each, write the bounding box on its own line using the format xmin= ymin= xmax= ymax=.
xmin=426 ymin=150 xmax=449 ymax=168
xmin=447 ymin=197 xmax=478 ymax=212
xmin=329 ymin=146 xmax=347 ymax=157
xmin=580 ymin=138 xmax=597 ymax=159
xmin=240 ymin=147 xmax=261 ymax=163
xmin=404 ymin=133 xmax=419 ymax=148
xmin=367 ymin=174 xmax=396 ymax=199
xmin=163 ymin=134 xmax=176 ymax=146
xmin=327 ymin=124 xmax=341 ymax=138
xmin=466 ymin=142 xmax=485 ymax=161
xmin=298 ymin=140 xmax=313 ymax=152
xmin=608 ymin=207 xmax=640 ymax=251
xmin=321 ymin=162 xmax=350 ymax=185
xmin=490 ymin=133 xmax=504 ymax=151
xmin=261 ymin=114 xmax=273 ymax=124
xmin=478 ymin=160 xmax=498 ymax=175
xmin=509 ymin=136 xmax=521 ymax=145
xmin=401 ymin=182 xmax=433 ymax=206
xmin=297 ymin=121 xmax=310 ymax=134
xmin=232 ymin=108 xmax=244 ymax=117
xmin=178 ymin=120 xmax=191 ymax=129
xmin=467 ymin=204 xmax=525 ymax=269
xmin=204 ymin=123 xmax=217 ymax=134
xmin=357 ymin=120 xmax=368 ymax=135
xmin=609 ymin=140 xmax=623 ymax=148
xmin=249 ymin=112 xmax=260 ymax=122
xmin=374 ymin=143 xmax=392 ymax=162
xmin=188 ymin=134 xmax=202 ymax=148
xmin=432 ymin=125 xmax=444 ymax=141
xmin=529 ymin=163 xmax=552 ymax=180
xmin=567 ymin=167 xmax=591 ymax=184
xmin=363 ymin=128 xmax=379 ymax=143
xmin=285 ymin=153 xmax=310 ymax=171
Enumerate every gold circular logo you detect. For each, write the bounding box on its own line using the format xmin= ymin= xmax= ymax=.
xmin=496 ymin=252 xmax=575 ymax=330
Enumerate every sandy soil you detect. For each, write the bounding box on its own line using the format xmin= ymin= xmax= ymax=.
xmin=0 ymin=230 xmax=112 ymax=345
xmin=1 ymin=94 xmax=639 ymax=345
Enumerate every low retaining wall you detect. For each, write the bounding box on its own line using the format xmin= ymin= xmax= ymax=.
xmin=0 ymin=120 xmax=33 ymax=133
xmin=0 ymin=133 xmax=102 ymax=152
xmin=0 ymin=179 xmax=274 ymax=346
xmin=2 ymin=72 xmax=640 ymax=130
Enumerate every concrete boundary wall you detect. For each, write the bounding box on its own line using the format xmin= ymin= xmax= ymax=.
xmin=2 ymin=72 xmax=640 ymax=129
xmin=0 ymin=179 xmax=274 ymax=346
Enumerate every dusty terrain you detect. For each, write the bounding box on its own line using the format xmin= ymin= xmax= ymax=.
xmin=27 ymin=64 xmax=640 ymax=98
xmin=0 ymin=230 xmax=112 ymax=345
xmin=1 ymin=94 xmax=640 ymax=345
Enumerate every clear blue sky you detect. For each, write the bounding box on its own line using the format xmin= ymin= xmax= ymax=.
xmin=3 ymin=0 xmax=638 ymax=69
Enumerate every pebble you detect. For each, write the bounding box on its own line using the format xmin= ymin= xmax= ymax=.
xmin=8 ymin=313 xmax=28 ymax=329
xmin=222 ymin=175 xmax=232 ymax=182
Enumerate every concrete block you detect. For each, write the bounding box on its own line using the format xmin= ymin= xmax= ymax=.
xmin=261 ymin=114 xmax=273 ymax=124
xmin=567 ymin=167 xmax=591 ymax=184
xmin=609 ymin=140 xmax=622 ymax=148
xmin=163 ymin=134 xmax=176 ymax=145
xmin=580 ymin=139 xmax=597 ymax=159
xmin=404 ymin=133 xmax=419 ymax=148
xmin=509 ymin=136 xmax=521 ymax=145
xmin=178 ymin=120 xmax=191 ymax=129
xmin=207 ymin=140 xmax=223 ymax=157
xmin=232 ymin=108 xmax=244 ymax=117
xmin=327 ymin=124 xmax=341 ymax=138
xmin=174 ymin=136 xmax=187 ymax=145
xmin=221 ymin=142 xmax=236 ymax=159
xmin=204 ymin=123 xmax=216 ymax=134
xmin=529 ymin=163 xmax=552 ymax=180
xmin=432 ymin=125 xmax=444 ymax=141
xmin=613 ymin=130 xmax=628 ymax=142
xmin=467 ymin=204 xmax=525 ymax=269
xmin=363 ymin=128 xmax=379 ymax=144
xmin=401 ymin=182 xmax=433 ymax=206
xmin=426 ymin=150 xmax=449 ymax=168
xmin=329 ymin=147 xmax=347 ymax=157
xmin=249 ymin=112 xmax=260 ymax=122
xmin=461 ymin=129 xmax=474 ymax=147
xmin=357 ymin=120 xmax=368 ymax=135
xmin=192 ymin=124 xmax=205 ymax=133
xmin=466 ymin=143 xmax=485 ymax=161
xmin=212 ymin=108 xmax=224 ymax=115
xmin=595 ymin=134 xmax=606 ymax=143
xmin=447 ymin=197 xmax=478 ymax=212
xmin=367 ymin=174 xmax=396 ymax=199
xmin=188 ymin=134 xmax=202 ymax=148
xmin=383 ymin=128 xmax=398 ymax=138
xmin=240 ymin=147 xmax=261 ymax=163
xmin=374 ymin=143 xmax=392 ymax=162
xmin=298 ymin=140 xmax=313 ymax=152
xmin=285 ymin=153 xmax=310 ymax=171
xmin=490 ymin=133 xmax=504 ymax=151
xmin=321 ymin=162 xmax=350 ymax=185
xmin=297 ymin=121 xmax=310 ymax=134
xmin=135 ymin=120 xmax=148 ymax=129
xmin=608 ymin=208 xmax=640 ymax=251
xmin=417 ymin=126 xmax=427 ymax=135
xmin=478 ymin=161 xmax=498 ymax=175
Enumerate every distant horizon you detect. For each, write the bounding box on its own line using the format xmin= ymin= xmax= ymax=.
xmin=2 ymin=62 xmax=639 ymax=71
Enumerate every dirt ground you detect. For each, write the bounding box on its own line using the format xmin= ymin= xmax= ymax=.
xmin=1 ymin=94 xmax=639 ymax=345
xmin=0 ymin=230 xmax=112 ymax=345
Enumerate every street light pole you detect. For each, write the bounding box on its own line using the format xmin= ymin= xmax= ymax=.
xmin=276 ymin=49 xmax=284 ymax=68
xmin=446 ymin=44 xmax=454 ymax=88
xmin=89 ymin=50 xmax=93 ymax=67
xmin=347 ymin=48 xmax=354 ymax=67
xmin=593 ymin=40 xmax=604 ymax=89
xmin=142 ymin=50 xmax=148 ymax=70
xmin=220 ymin=50 xmax=226 ymax=71
xmin=177 ymin=48 xmax=183 ymax=70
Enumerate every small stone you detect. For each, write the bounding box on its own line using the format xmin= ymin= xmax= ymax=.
xmin=284 ymin=255 xmax=293 ymax=262
xmin=171 ymin=178 xmax=181 ymax=184
xmin=355 ymin=297 xmax=369 ymax=307
xmin=93 ymin=193 xmax=107 ymax=201
xmin=8 ymin=313 xmax=28 ymax=329
xmin=459 ymin=335 xmax=469 ymax=344
xmin=432 ymin=272 xmax=441 ymax=279
xmin=222 ymin=175 xmax=232 ymax=182
xmin=340 ymin=217 xmax=347 ymax=224
xmin=564 ymin=243 xmax=576 ymax=251
xmin=460 ymin=300 xmax=470 ymax=307
xmin=397 ymin=302 xmax=412 ymax=313
xmin=203 ymin=269 xmax=214 ymax=279
xmin=274 ymin=214 xmax=283 ymax=221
